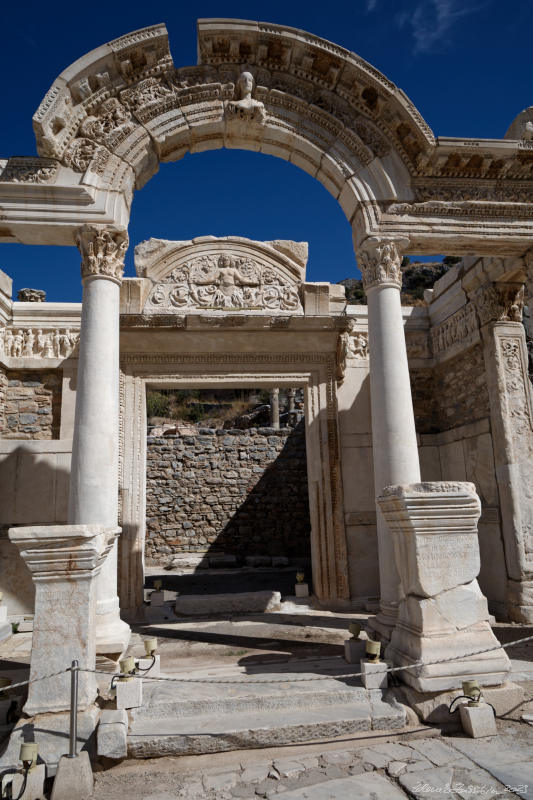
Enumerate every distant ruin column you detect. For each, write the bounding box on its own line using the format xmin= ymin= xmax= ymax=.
xmin=69 ymin=226 xmax=130 ymax=656
xmin=288 ymin=388 xmax=296 ymax=427
xmin=357 ymin=237 xmax=421 ymax=637
xmin=270 ymin=387 xmax=280 ymax=429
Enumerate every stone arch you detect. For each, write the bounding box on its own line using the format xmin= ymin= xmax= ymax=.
xmin=32 ymin=20 xmax=434 ymax=244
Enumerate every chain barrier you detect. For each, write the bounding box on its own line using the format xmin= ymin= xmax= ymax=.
xmin=2 ymin=632 xmax=532 ymax=691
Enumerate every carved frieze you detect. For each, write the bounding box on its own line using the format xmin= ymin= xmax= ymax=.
xmin=431 ymin=303 xmax=478 ymax=356
xmin=473 ymin=282 xmax=525 ymax=327
xmin=145 ymin=253 xmax=302 ymax=313
xmin=336 ymin=319 xmax=369 ymax=381
xmin=357 ymin=239 xmax=405 ymax=291
xmin=63 ymin=138 xmax=100 ymax=172
xmin=0 ymin=157 xmax=58 ymax=184
xmin=1 ymin=327 xmax=79 ymax=359
xmin=78 ymin=97 xmax=135 ymax=146
xmin=499 ymin=337 xmax=533 ymax=438
xmin=77 ymin=227 xmax=129 ymax=284
xmin=406 ymin=331 xmax=432 ymax=359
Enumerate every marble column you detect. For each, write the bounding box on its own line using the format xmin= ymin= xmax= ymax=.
xmin=472 ymin=279 xmax=533 ymax=622
xmin=357 ymin=237 xmax=421 ymax=637
xmin=69 ymin=227 xmax=130 ymax=656
xmin=8 ymin=524 xmax=119 ymax=714
xmin=270 ymin=387 xmax=280 ymax=429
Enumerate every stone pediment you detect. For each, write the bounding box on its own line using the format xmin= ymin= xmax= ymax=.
xmin=135 ymin=236 xmax=307 ymax=315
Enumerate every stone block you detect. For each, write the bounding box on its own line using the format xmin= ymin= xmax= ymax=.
xmin=0 ymin=605 xmax=7 ymax=622
xmin=50 ymin=751 xmax=93 ymax=800
xmin=6 ymin=764 xmax=46 ymax=800
xmin=400 ymin=682 xmax=524 ymax=724
xmin=245 ymin=556 xmax=271 ymax=567
xmin=150 ymin=590 xmax=165 ymax=607
xmin=97 ymin=709 xmax=128 ymax=759
xmin=344 ymin=639 xmax=366 ymax=663
xmin=175 ymin=590 xmax=281 ymax=615
xmin=116 ymin=678 xmax=143 ymax=710
xmin=137 ymin=654 xmax=161 ymax=677
xmin=0 ymin=621 xmax=11 ymax=643
xmin=360 ymin=660 xmax=388 ymax=690
xmin=295 ymin=582 xmax=309 ymax=597
xmin=459 ymin=703 xmax=497 ymax=738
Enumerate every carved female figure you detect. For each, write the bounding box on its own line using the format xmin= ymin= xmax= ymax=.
xmin=22 ymin=329 xmax=34 ymax=357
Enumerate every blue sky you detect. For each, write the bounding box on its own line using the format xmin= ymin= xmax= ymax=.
xmin=1 ymin=0 xmax=531 ymax=302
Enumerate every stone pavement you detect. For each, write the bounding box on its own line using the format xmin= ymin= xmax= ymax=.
xmin=90 ymin=722 xmax=533 ymax=800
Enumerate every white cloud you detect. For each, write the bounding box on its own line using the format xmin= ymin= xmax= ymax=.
xmin=366 ymin=0 xmax=378 ymax=10
xmin=399 ymin=0 xmax=479 ymax=54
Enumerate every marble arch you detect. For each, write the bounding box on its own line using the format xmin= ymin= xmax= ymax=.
xmin=1 ymin=18 xmax=533 ymax=710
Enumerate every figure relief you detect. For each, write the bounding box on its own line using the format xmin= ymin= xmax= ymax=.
xmin=79 ymin=97 xmax=133 ymax=145
xmin=0 ymin=327 xmax=79 ymax=359
xmin=337 ymin=319 xmax=369 ymax=380
xmin=145 ymin=252 xmax=302 ymax=314
xmin=77 ymin=227 xmax=129 ymax=283
xmin=225 ymin=71 xmax=266 ymax=124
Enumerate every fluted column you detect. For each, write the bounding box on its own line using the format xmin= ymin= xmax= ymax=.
xmin=357 ymin=237 xmax=421 ymax=637
xmin=69 ymin=226 xmax=130 ymax=656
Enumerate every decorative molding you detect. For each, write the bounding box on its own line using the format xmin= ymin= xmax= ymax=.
xmin=473 ymin=282 xmax=525 ymax=327
xmin=77 ymin=226 xmax=128 ymax=284
xmin=1 ymin=327 xmax=79 ymax=359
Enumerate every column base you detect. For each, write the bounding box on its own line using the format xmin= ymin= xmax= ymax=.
xmin=367 ymin=604 xmax=398 ymax=642
xmin=386 ymin=622 xmax=510 ymax=693
xmin=95 ymin=612 xmax=130 ymax=660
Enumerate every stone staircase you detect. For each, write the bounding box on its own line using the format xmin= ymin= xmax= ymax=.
xmin=127 ymin=657 xmax=407 ymax=757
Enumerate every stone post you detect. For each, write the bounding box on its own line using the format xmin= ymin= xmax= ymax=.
xmin=69 ymin=227 xmax=130 ymax=655
xmin=472 ymin=279 xmax=533 ymax=622
xmin=357 ymin=237 xmax=421 ymax=636
xmin=377 ymin=483 xmax=510 ymax=691
xmin=288 ymin=388 xmax=296 ymax=426
xmin=8 ymin=524 xmax=119 ymax=715
xmin=270 ymin=387 xmax=280 ymax=429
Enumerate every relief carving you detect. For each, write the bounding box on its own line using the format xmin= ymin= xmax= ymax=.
xmin=357 ymin=239 xmax=405 ymax=291
xmin=225 ymin=72 xmax=266 ymax=124
xmin=63 ymin=137 xmax=100 ymax=172
xmin=120 ymin=77 xmax=175 ymax=115
xmin=336 ymin=319 xmax=368 ymax=380
xmin=0 ymin=157 xmax=58 ymax=184
xmin=406 ymin=331 xmax=431 ymax=359
xmin=431 ymin=303 xmax=478 ymax=355
xmin=145 ymin=253 xmax=302 ymax=313
xmin=473 ymin=282 xmax=525 ymax=327
xmin=77 ymin=227 xmax=129 ymax=283
xmin=1 ymin=327 xmax=79 ymax=359
xmin=79 ymin=97 xmax=134 ymax=145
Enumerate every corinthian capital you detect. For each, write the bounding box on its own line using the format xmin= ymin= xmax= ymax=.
xmin=356 ymin=237 xmax=409 ymax=291
xmin=473 ymin=281 xmax=525 ymax=327
xmin=76 ymin=226 xmax=129 ymax=285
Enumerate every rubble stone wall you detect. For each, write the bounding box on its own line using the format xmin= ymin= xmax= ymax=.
xmin=0 ymin=370 xmax=62 ymax=439
xmin=145 ymin=423 xmax=311 ymax=563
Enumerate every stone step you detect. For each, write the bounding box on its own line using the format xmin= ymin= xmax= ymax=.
xmin=128 ymin=696 xmax=406 ymax=757
xmin=133 ymin=679 xmax=369 ymax=718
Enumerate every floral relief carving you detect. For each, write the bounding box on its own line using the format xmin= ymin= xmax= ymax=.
xmin=0 ymin=157 xmax=58 ymax=184
xmin=120 ymin=77 xmax=175 ymax=115
xmin=336 ymin=319 xmax=368 ymax=381
xmin=1 ymin=327 xmax=79 ymax=359
xmin=77 ymin=227 xmax=129 ymax=283
xmin=357 ymin=239 xmax=404 ymax=291
xmin=145 ymin=253 xmax=302 ymax=313
xmin=474 ymin=282 xmax=524 ymax=327
xmin=79 ymin=97 xmax=134 ymax=145
xmin=225 ymin=71 xmax=266 ymax=124
xmin=499 ymin=337 xmax=533 ymax=439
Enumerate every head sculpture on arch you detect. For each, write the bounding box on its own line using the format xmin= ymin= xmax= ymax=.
xmin=31 ymin=18 xmax=437 ymax=255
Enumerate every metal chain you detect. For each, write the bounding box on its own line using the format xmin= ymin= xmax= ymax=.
xmin=3 ymin=632 xmax=532 ymax=691
xmin=78 ymin=631 xmax=533 ymax=685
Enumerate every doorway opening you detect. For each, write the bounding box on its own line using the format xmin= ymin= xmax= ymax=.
xmin=144 ymin=386 xmax=312 ymax=602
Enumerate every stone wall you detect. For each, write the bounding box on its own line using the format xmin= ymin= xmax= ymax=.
xmin=145 ymin=423 xmax=311 ymax=563
xmin=0 ymin=370 xmax=62 ymax=439
xmin=433 ymin=344 xmax=490 ymax=432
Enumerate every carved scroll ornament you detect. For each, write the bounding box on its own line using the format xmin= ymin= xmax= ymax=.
xmin=77 ymin=227 xmax=129 ymax=284
xmin=145 ymin=253 xmax=302 ymax=313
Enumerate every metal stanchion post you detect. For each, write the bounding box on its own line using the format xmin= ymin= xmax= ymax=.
xmin=68 ymin=660 xmax=78 ymax=759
